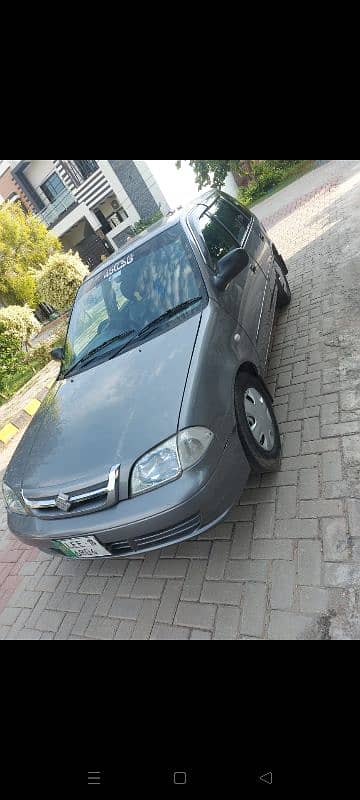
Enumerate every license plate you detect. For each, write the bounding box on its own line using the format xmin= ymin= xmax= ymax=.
xmin=52 ymin=535 xmax=110 ymax=559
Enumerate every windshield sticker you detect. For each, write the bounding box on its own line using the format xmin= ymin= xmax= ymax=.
xmin=102 ymin=253 xmax=134 ymax=280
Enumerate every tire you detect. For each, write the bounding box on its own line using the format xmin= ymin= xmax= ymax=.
xmin=235 ymin=372 xmax=281 ymax=473
xmin=275 ymin=261 xmax=292 ymax=308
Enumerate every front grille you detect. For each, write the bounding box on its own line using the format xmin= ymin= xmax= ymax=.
xmin=107 ymin=514 xmax=201 ymax=556
xmin=22 ymin=464 xmax=119 ymax=519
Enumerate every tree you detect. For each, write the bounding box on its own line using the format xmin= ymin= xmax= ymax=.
xmin=37 ymin=250 xmax=88 ymax=311
xmin=176 ymin=160 xmax=258 ymax=189
xmin=0 ymin=201 xmax=61 ymax=306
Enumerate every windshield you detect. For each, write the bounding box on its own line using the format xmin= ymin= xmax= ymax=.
xmin=62 ymin=224 xmax=206 ymax=374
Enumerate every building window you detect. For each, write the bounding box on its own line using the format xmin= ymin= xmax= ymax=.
xmin=41 ymin=172 xmax=66 ymax=202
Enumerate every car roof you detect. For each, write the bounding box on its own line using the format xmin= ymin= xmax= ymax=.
xmin=84 ymin=189 xmax=220 ymax=284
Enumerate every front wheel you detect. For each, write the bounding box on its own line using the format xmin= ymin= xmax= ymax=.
xmin=235 ymin=373 xmax=281 ymax=473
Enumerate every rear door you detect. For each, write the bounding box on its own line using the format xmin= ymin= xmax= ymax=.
xmin=245 ymin=216 xmax=277 ymax=369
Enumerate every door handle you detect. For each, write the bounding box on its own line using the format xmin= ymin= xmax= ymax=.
xmin=259 ymin=232 xmax=264 ymax=241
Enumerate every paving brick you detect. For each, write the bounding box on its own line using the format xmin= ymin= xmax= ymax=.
xmin=239 ymin=487 xmax=276 ymax=505
xmin=35 ymin=610 xmax=65 ymax=633
xmin=322 ymin=421 xmax=360 ymax=437
xmin=8 ymin=590 xmax=42 ymax=609
xmin=279 ymin=421 xmax=302 ymax=434
xmin=181 ymin=560 xmax=207 ymax=601
xmin=11 ymin=628 xmax=42 ymax=640
xmin=323 ymin=564 xmax=360 ymax=588
xmin=343 ymin=435 xmax=360 ymax=465
xmin=347 ymin=499 xmax=360 ymax=538
xmin=240 ymin=583 xmax=267 ymax=637
xmin=0 ymin=606 xmax=21 ymax=625
xmin=298 ymin=540 xmax=322 ymax=585
xmin=252 ymin=540 xmax=294 ymax=560
xmin=323 ymin=481 xmax=350 ymax=499
xmin=281 ymin=454 xmax=319 ymax=470
xmin=206 ymin=542 xmax=230 ymax=580
xmin=254 ymin=503 xmax=275 ymax=538
xmin=79 ymin=577 xmax=108 ymax=595
xmin=230 ymin=523 xmax=253 ymax=559
xmin=116 ymin=561 xmax=142 ymax=597
xmin=275 ymin=519 xmax=318 ymax=538
xmin=270 ymin=561 xmax=295 ymax=610
xmin=299 ymin=499 xmax=343 ymax=518
xmin=261 ymin=471 xmax=298 ymax=488
xmin=268 ymin=612 xmax=316 ymax=639
xmin=288 ymin=406 xmax=320 ymax=421
xmin=85 ymin=617 xmax=118 ymax=640
xmin=299 ymin=587 xmax=331 ymax=613
xmin=59 ymin=592 xmax=86 ymax=613
xmin=321 ymin=518 xmax=350 ymax=562
xmin=35 ymin=575 xmax=62 ymax=593
xmin=98 ymin=559 xmax=128 ymax=577
xmin=108 ymin=598 xmax=143 ymax=620
xmin=190 ymin=629 xmax=212 ymax=640
xmin=131 ymin=600 xmax=159 ymax=640
xmin=321 ymin=402 xmax=339 ymax=425
xmin=156 ymin=580 xmax=182 ymax=624
xmin=322 ymin=451 xmax=342 ymax=482
xmin=71 ymin=596 xmax=99 ymax=636
xmin=114 ymin=621 xmax=135 ymax=640
xmin=302 ymin=438 xmax=339 ymax=455
xmin=276 ymin=487 xmax=297 ymax=519
xmin=340 ymin=390 xmax=360 ymax=411
xmin=54 ymin=612 xmax=78 ymax=640
xmin=226 ymin=505 xmax=254 ymax=522
xmin=225 ymin=560 xmax=268 ymax=582
xmin=299 ymin=468 xmax=319 ymax=500
xmin=303 ymin=418 xmax=320 ymax=441
xmin=282 ymin=432 xmax=301 ymax=457
xmin=200 ymin=581 xmax=242 ymax=606
xmin=154 ymin=559 xmax=188 ymax=579
xmin=306 ymin=379 xmax=321 ymax=397
xmin=175 ymin=601 xmax=216 ymax=630
xmin=214 ymin=606 xmax=241 ymax=639
xmin=288 ymin=392 xmax=304 ymax=412
xmin=274 ymin=404 xmax=288 ymax=423
xmin=151 ymin=623 xmax=190 ymax=640
xmin=131 ymin=579 xmax=165 ymax=599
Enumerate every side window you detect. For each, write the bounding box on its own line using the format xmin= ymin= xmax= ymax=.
xmin=209 ymin=197 xmax=249 ymax=244
xmin=198 ymin=213 xmax=238 ymax=270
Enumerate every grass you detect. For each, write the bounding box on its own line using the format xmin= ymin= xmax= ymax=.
xmin=240 ymin=160 xmax=316 ymax=208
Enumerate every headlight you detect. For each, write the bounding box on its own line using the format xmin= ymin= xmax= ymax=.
xmin=2 ymin=481 xmax=27 ymax=515
xmin=131 ymin=427 xmax=214 ymax=496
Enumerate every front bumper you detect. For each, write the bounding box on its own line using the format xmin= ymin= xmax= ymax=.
xmin=8 ymin=428 xmax=250 ymax=558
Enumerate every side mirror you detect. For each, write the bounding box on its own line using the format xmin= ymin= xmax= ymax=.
xmin=213 ymin=248 xmax=249 ymax=291
xmin=51 ymin=347 xmax=64 ymax=362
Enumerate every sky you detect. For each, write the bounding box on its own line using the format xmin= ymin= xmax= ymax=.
xmin=145 ymin=160 xmax=201 ymax=208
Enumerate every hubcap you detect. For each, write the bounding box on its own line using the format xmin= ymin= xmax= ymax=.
xmin=244 ymin=387 xmax=275 ymax=452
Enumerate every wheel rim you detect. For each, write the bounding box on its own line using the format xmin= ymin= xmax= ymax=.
xmin=244 ymin=387 xmax=275 ymax=452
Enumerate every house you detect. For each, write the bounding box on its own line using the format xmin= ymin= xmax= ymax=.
xmin=0 ymin=160 xmax=33 ymax=212
xmin=7 ymin=160 xmax=170 ymax=270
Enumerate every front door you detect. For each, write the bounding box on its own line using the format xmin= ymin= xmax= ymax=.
xmin=193 ymin=200 xmax=268 ymax=364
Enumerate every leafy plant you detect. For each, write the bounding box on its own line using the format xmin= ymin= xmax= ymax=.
xmin=0 ymin=304 xmax=41 ymax=347
xmin=130 ymin=210 xmax=163 ymax=236
xmin=0 ymin=200 xmax=61 ymax=306
xmin=37 ymin=250 xmax=88 ymax=311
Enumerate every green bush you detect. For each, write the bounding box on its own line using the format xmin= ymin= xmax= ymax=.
xmin=0 ymin=333 xmax=24 ymax=394
xmin=0 ymin=304 xmax=41 ymax=346
xmin=3 ymin=272 xmax=39 ymax=308
xmin=239 ymin=160 xmax=310 ymax=205
xmin=37 ymin=250 xmax=88 ymax=311
xmin=131 ymin=210 xmax=163 ymax=236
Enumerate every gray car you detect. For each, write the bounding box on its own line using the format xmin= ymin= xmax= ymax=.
xmin=3 ymin=190 xmax=291 ymax=559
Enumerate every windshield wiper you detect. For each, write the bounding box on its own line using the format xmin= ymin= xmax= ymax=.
xmin=134 ymin=297 xmax=203 ymax=341
xmin=62 ymin=329 xmax=136 ymax=376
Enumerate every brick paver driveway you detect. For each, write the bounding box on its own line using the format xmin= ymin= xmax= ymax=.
xmin=1 ymin=159 xmax=360 ymax=640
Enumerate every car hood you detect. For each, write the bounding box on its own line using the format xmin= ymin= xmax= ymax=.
xmin=6 ymin=315 xmax=201 ymax=496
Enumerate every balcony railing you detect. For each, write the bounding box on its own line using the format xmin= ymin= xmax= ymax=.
xmin=37 ymin=188 xmax=77 ymax=227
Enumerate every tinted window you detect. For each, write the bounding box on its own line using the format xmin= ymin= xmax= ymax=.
xmin=198 ymin=213 xmax=238 ymax=267
xmin=209 ymin=197 xmax=249 ymax=244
